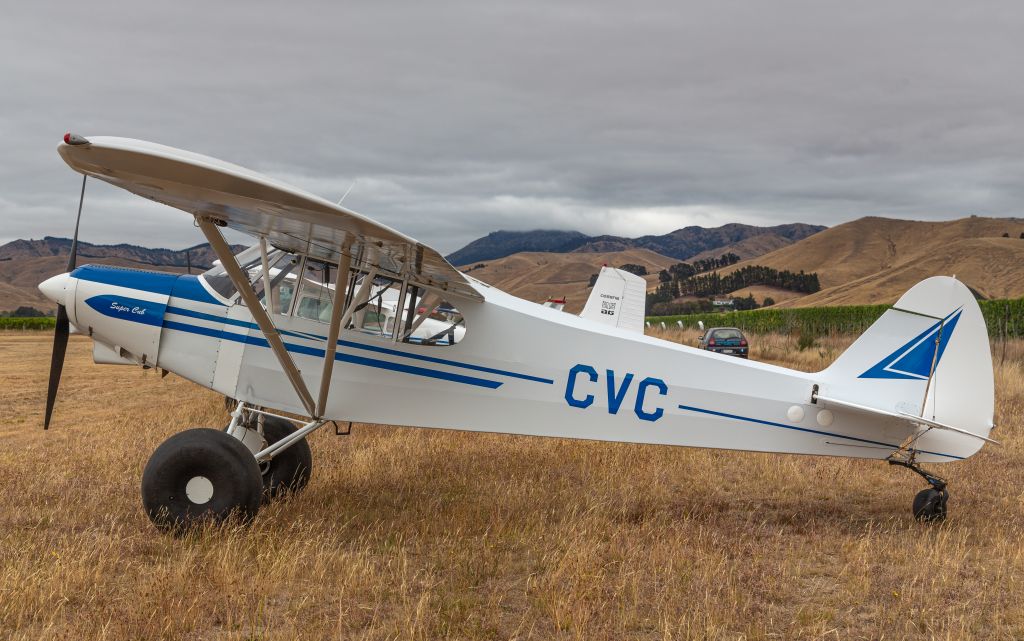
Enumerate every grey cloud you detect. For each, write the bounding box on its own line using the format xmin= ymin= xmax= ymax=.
xmin=1 ymin=1 xmax=1022 ymax=254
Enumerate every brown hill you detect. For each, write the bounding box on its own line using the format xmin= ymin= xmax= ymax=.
xmin=722 ymin=216 xmax=1024 ymax=306
xmin=463 ymin=249 xmax=676 ymax=313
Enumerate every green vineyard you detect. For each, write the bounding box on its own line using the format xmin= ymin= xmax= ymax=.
xmin=5 ymin=298 xmax=1024 ymax=338
xmin=0 ymin=317 xmax=58 ymax=330
xmin=647 ymin=298 xmax=1024 ymax=339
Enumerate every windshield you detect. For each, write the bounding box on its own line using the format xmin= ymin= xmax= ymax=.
xmin=200 ymin=244 xmax=264 ymax=302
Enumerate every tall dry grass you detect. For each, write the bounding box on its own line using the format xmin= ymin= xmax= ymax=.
xmin=0 ymin=330 xmax=1022 ymax=640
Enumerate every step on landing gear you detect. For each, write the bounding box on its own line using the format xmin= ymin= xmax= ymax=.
xmin=888 ymin=456 xmax=949 ymax=522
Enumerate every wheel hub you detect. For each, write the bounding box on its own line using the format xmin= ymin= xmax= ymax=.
xmin=185 ymin=476 xmax=214 ymax=505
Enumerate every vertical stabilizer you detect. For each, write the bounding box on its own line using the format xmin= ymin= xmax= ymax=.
xmin=818 ymin=276 xmax=994 ymax=460
xmin=580 ymin=267 xmax=647 ymax=333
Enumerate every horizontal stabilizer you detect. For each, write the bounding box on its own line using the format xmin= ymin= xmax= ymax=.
xmin=814 ymin=393 xmax=999 ymax=445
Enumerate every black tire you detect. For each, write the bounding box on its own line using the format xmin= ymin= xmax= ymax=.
xmin=252 ymin=416 xmax=313 ymax=499
xmin=912 ymin=488 xmax=949 ymax=522
xmin=141 ymin=428 xmax=263 ymax=533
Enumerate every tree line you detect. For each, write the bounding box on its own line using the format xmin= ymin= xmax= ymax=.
xmin=657 ymin=253 xmax=740 ymax=282
xmin=646 ymin=264 xmax=820 ymax=315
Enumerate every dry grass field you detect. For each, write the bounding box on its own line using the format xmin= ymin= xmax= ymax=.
xmin=1 ymin=330 xmax=1022 ymax=640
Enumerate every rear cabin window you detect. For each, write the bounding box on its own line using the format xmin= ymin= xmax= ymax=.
xmin=712 ymin=329 xmax=743 ymax=340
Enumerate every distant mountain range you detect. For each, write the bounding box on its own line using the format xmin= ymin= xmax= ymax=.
xmin=446 ymin=223 xmax=826 ymax=265
xmin=0 ymin=236 xmax=229 ymax=270
xmin=4 ymin=216 xmax=1022 ymax=316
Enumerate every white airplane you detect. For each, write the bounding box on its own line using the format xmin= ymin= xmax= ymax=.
xmin=40 ymin=134 xmax=997 ymax=532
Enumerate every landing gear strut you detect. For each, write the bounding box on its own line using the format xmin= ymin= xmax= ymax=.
xmin=888 ymin=457 xmax=949 ymax=522
xmin=243 ymin=414 xmax=313 ymax=499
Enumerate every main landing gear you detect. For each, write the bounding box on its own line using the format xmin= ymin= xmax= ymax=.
xmin=140 ymin=407 xmax=315 ymax=533
xmin=888 ymin=456 xmax=949 ymax=522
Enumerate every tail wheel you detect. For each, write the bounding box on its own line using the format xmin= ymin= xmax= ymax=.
xmin=141 ymin=428 xmax=263 ymax=533
xmin=253 ymin=416 xmax=313 ymax=499
xmin=912 ymin=487 xmax=949 ymax=522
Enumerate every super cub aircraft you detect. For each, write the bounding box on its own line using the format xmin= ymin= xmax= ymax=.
xmin=40 ymin=134 xmax=997 ymax=532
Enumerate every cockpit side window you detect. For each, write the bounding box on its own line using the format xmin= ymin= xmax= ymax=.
xmin=294 ymin=260 xmax=336 ymax=322
xmin=264 ymin=254 xmax=299 ymax=315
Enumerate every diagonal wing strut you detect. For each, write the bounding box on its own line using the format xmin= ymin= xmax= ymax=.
xmin=198 ymin=216 xmax=318 ymax=417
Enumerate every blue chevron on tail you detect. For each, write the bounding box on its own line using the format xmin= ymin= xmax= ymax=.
xmin=858 ymin=307 xmax=962 ymax=380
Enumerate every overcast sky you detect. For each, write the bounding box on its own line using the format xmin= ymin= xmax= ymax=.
xmin=2 ymin=1 xmax=1022 ymax=254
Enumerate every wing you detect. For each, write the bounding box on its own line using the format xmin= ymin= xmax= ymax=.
xmin=57 ymin=135 xmax=482 ymax=302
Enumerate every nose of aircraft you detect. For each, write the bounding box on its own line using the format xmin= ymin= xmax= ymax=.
xmin=39 ymin=272 xmax=71 ymax=307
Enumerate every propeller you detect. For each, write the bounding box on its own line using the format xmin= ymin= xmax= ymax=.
xmin=43 ymin=174 xmax=86 ymax=429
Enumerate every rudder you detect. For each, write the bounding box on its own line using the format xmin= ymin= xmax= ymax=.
xmin=818 ymin=276 xmax=994 ymax=460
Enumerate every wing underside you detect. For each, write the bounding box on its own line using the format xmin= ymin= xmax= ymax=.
xmin=57 ymin=136 xmax=482 ymax=302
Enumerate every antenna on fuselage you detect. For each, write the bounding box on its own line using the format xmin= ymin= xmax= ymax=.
xmin=337 ymin=180 xmax=358 ymax=206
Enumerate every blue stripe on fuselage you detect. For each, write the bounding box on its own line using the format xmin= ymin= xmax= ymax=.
xmin=72 ymin=265 xmax=540 ymax=389
xmin=160 ymin=320 xmax=502 ymax=389
xmin=163 ymin=305 xmax=553 ymax=384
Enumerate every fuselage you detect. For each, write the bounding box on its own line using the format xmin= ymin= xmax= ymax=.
xmin=39 ymin=263 xmax=968 ymax=463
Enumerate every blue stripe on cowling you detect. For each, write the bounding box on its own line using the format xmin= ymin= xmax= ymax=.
xmin=160 ymin=320 xmax=502 ymax=389
xmin=73 ymin=265 xmax=178 ymax=295
xmin=170 ymin=275 xmax=226 ymax=306
xmin=163 ymin=304 xmax=553 ymax=384
xmin=677 ymin=404 xmax=963 ymax=460
xmin=70 ymin=265 xmax=226 ymax=306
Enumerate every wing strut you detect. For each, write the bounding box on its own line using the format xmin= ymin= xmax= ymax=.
xmin=315 ymin=242 xmax=381 ymax=417
xmin=197 ymin=216 xmax=318 ymax=417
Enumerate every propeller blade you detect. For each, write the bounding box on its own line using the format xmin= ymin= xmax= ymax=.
xmin=44 ymin=304 xmax=70 ymax=429
xmin=44 ymin=173 xmax=87 ymax=429
xmin=66 ymin=175 xmax=86 ymax=271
